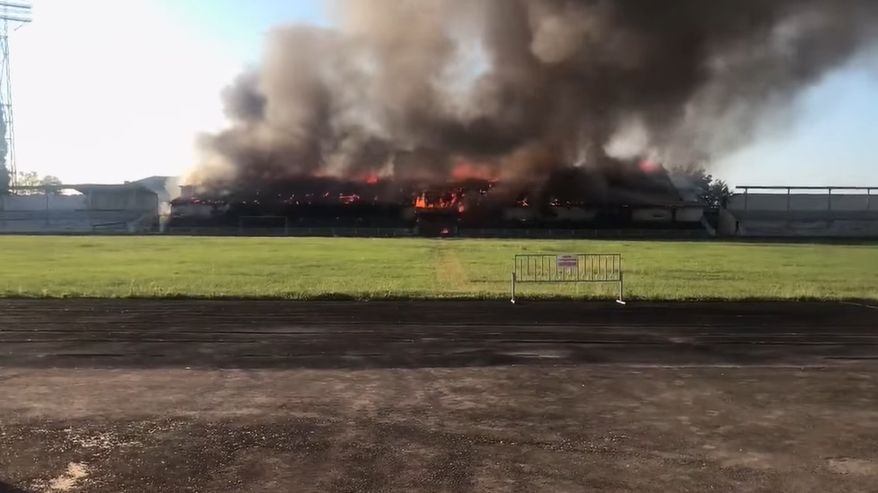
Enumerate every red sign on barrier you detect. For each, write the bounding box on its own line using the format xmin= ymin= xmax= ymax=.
xmin=556 ymin=255 xmax=578 ymax=269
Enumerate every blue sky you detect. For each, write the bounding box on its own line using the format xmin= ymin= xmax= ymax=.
xmin=159 ymin=0 xmax=329 ymax=61
xmin=718 ymin=52 xmax=878 ymax=187
xmin=10 ymin=0 xmax=878 ymax=187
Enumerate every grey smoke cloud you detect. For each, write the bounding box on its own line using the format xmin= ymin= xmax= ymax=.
xmin=191 ymin=0 xmax=878 ymax=187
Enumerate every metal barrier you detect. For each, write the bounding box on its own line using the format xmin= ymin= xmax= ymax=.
xmin=511 ymin=253 xmax=624 ymax=304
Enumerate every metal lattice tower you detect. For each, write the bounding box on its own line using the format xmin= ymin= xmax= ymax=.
xmin=0 ymin=1 xmax=31 ymax=188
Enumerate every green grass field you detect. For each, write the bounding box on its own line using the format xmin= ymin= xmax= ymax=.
xmin=0 ymin=236 xmax=874 ymax=301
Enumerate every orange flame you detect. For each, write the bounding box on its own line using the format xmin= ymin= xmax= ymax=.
xmin=451 ymin=161 xmax=497 ymax=182
xmin=415 ymin=194 xmax=428 ymax=208
xmin=414 ymin=191 xmax=467 ymax=214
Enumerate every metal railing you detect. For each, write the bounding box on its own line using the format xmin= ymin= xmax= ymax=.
xmin=735 ymin=186 xmax=877 ymax=212
xmin=511 ymin=253 xmax=624 ymax=304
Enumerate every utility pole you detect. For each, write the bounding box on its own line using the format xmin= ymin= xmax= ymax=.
xmin=0 ymin=1 xmax=32 ymax=188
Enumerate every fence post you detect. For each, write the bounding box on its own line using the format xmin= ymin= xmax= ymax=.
xmin=511 ymin=271 xmax=517 ymax=304
xmin=617 ymin=269 xmax=626 ymax=305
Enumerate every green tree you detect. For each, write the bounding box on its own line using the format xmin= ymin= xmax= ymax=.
xmin=671 ymin=165 xmax=732 ymax=209
xmin=704 ymin=179 xmax=731 ymax=209
xmin=40 ymin=175 xmax=62 ymax=187
xmin=12 ymin=172 xmax=64 ymax=195
xmin=40 ymin=175 xmax=63 ymax=195
xmin=16 ymin=170 xmax=40 ymax=187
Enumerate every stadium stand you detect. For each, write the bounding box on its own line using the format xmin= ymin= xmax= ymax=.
xmin=0 ymin=184 xmax=159 ymax=233
xmin=719 ymin=186 xmax=878 ymax=238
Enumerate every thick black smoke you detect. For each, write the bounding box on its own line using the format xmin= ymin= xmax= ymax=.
xmin=190 ymin=0 xmax=878 ymax=188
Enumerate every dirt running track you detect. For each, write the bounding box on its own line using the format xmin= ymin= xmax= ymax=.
xmin=1 ymin=300 xmax=878 ymax=492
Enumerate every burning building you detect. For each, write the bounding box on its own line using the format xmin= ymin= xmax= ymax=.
xmin=174 ymin=0 xmax=878 ymax=236
xmin=170 ymin=159 xmax=706 ymax=236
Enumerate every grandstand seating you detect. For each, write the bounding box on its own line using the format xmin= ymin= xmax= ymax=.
xmin=720 ymin=187 xmax=878 ymax=238
xmin=0 ymin=187 xmax=159 ymax=234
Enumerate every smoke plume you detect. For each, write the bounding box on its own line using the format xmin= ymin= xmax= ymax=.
xmin=191 ymin=0 xmax=878 ymax=188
